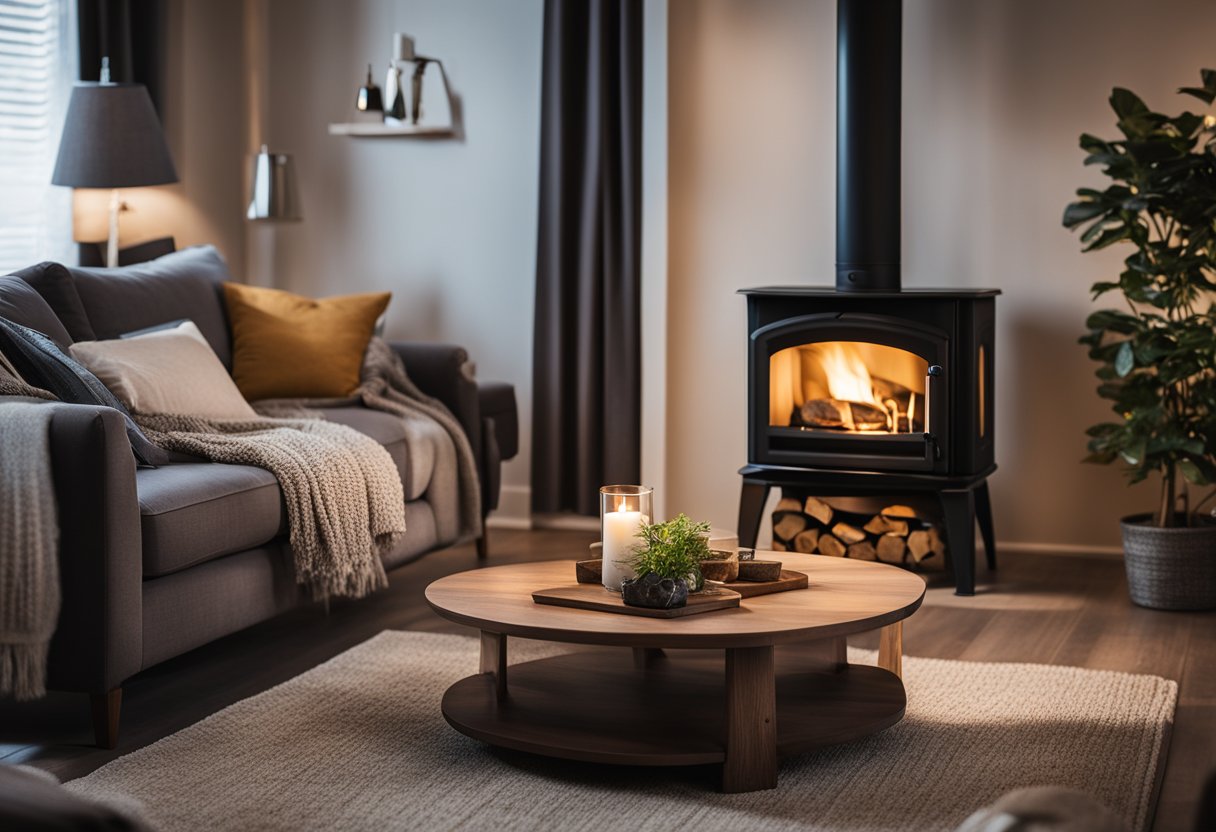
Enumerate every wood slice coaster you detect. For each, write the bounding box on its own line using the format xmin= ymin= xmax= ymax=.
xmin=533 ymin=584 xmax=742 ymax=618
xmin=719 ymin=570 xmax=809 ymax=599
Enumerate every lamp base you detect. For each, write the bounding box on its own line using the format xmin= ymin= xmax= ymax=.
xmin=106 ymin=189 xmax=120 ymax=268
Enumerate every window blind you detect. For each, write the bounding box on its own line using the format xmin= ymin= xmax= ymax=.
xmin=0 ymin=0 xmax=74 ymax=272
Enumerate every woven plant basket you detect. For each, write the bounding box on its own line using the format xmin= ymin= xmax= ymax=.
xmin=1121 ymin=513 xmax=1216 ymax=610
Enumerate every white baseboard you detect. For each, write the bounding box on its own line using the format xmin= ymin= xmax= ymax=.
xmin=485 ymin=485 xmax=532 ymax=530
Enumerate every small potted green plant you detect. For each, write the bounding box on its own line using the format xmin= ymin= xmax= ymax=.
xmin=1063 ymin=68 xmax=1216 ymax=610
xmin=621 ymin=514 xmax=711 ymax=609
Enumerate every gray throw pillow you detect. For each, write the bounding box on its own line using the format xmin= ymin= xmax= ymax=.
xmin=68 ymin=245 xmax=235 ymax=367
xmin=0 ymin=275 xmax=75 ymax=349
xmin=0 ymin=316 xmax=169 ymax=466
xmin=8 ymin=261 xmax=96 ymax=342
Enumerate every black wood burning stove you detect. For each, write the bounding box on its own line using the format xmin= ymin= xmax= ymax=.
xmin=736 ymin=0 xmax=998 ymax=595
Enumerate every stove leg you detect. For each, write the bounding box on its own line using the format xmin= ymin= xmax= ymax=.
xmin=940 ymin=488 xmax=976 ymax=596
xmin=737 ymin=480 xmax=772 ymax=549
xmin=975 ymin=480 xmax=997 ymax=571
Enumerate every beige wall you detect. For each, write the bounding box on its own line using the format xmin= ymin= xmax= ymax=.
xmin=256 ymin=0 xmax=544 ymax=522
xmin=664 ymin=0 xmax=1216 ymax=550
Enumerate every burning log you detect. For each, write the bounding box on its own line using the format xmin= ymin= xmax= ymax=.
xmin=799 ymin=398 xmax=889 ymax=432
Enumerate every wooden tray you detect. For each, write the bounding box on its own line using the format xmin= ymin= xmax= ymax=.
xmin=720 ymin=570 xmax=809 ymax=599
xmin=533 ymin=584 xmax=742 ymax=619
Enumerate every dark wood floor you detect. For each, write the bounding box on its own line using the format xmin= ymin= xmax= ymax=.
xmin=2 ymin=529 xmax=1212 ymax=831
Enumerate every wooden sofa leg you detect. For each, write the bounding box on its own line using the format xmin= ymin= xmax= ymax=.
xmin=90 ymin=688 xmax=122 ymax=749
xmin=475 ymin=530 xmax=488 ymax=560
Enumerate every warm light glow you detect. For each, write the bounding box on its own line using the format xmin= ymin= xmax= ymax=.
xmin=1205 ymin=114 xmax=1216 ymax=129
xmin=815 ymin=343 xmax=878 ymax=404
xmin=616 ymin=498 xmax=627 ymax=513
xmin=768 ymin=340 xmax=929 ymax=434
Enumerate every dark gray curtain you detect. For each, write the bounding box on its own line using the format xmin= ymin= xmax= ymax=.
xmin=77 ymin=0 xmax=166 ymax=111
xmin=531 ymin=0 xmax=643 ymax=517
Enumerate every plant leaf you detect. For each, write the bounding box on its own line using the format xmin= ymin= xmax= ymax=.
xmin=1114 ymin=340 xmax=1135 ymax=376
xmin=1110 ymin=87 xmax=1149 ymax=119
xmin=1063 ymin=200 xmax=1108 ymax=227
xmin=1178 ymin=458 xmax=1208 ymax=485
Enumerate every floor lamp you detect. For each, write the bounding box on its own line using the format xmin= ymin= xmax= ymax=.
xmin=51 ymin=59 xmax=178 ymax=268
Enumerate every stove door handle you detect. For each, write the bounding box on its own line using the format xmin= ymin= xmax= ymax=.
xmin=924 ymin=364 xmax=943 ymax=433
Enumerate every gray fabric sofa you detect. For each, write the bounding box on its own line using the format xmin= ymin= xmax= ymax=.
xmin=0 ymin=246 xmax=517 ymax=747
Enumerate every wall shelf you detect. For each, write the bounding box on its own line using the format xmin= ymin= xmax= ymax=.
xmin=327 ymin=122 xmax=454 ymax=138
xmin=330 ymin=55 xmax=459 ymax=140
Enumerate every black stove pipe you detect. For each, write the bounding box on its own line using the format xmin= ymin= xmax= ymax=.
xmin=836 ymin=0 xmax=901 ymax=293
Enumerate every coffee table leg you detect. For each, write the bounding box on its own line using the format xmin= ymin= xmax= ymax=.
xmin=632 ymin=647 xmax=666 ymax=669
xmin=723 ymin=645 xmax=778 ymax=793
xmin=832 ymin=637 xmax=848 ymax=672
xmin=480 ymin=631 xmax=508 ymax=700
xmin=877 ymin=621 xmax=902 ymax=679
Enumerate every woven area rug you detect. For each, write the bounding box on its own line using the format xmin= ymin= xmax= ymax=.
xmin=65 ymin=631 xmax=1176 ymax=832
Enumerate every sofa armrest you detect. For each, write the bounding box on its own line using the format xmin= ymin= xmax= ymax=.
xmin=389 ymin=341 xmax=482 ymax=466
xmin=31 ymin=402 xmax=143 ymax=694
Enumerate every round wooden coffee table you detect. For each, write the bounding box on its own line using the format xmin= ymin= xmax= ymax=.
xmin=425 ymin=552 xmax=925 ymax=792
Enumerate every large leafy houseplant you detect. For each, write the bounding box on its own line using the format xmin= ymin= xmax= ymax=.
xmin=1063 ymin=69 xmax=1216 ymax=530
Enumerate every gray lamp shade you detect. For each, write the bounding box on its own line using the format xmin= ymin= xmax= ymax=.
xmin=51 ymin=83 xmax=178 ymax=188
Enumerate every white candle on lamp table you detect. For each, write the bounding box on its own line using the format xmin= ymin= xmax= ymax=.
xmin=602 ymin=497 xmax=646 ymax=591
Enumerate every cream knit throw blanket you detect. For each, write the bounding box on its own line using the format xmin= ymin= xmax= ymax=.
xmin=256 ymin=338 xmax=483 ymax=540
xmin=135 ymin=413 xmax=405 ymax=600
xmin=0 ymin=400 xmax=60 ymax=700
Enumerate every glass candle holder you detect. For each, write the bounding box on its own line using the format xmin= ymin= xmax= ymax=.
xmin=600 ymin=485 xmax=653 ymax=591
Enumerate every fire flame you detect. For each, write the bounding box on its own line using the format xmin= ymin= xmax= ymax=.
xmin=816 ymin=343 xmax=877 ymax=404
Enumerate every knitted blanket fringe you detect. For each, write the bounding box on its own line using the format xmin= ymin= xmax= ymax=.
xmin=0 ymin=401 xmax=59 ymax=700
xmin=255 ymin=338 xmax=483 ymax=540
xmin=135 ymin=413 xmax=405 ymax=600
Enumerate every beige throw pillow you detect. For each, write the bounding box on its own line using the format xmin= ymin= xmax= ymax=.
xmin=69 ymin=321 xmax=258 ymax=420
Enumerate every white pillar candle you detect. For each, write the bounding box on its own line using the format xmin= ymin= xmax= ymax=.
xmin=602 ymin=502 xmax=646 ymax=591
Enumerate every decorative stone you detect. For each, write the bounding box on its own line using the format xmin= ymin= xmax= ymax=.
xmin=620 ymin=572 xmax=689 ymax=609
xmin=738 ymin=559 xmax=783 ymax=582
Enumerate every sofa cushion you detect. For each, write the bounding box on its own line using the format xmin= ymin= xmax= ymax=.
xmin=317 ymin=406 xmax=440 ymax=502
xmin=70 ymin=321 xmax=258 ymax=420
xmin=223 ymin=283 xmax=391 ymax=400
xmin=69 ymin=245 xmax=234 ymax=367
xmin=10 ymin=261 xmax=96 ymax=342
xmin=137 ymin=463 xmax=284 ymax=577
xmin=0 ymin=275 xmax=74 ymax=349
xmin=0 ymin=316 xmax=169 ymax=466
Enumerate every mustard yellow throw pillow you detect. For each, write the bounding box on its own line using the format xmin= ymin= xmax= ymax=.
xmin=223 ymin=283 xmax=391 ymax=400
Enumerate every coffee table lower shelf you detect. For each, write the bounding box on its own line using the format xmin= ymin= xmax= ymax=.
xmin=441 ymin=647 xmax=906 ymax=792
